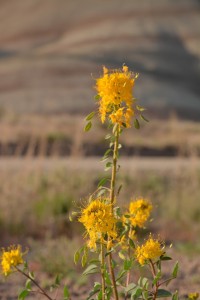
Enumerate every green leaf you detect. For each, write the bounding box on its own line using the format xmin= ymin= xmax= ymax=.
xmin=124 ymin=259 xmax=132 ymax=271
xmin=94 ymin=282 xmax=101 ymax=290
xmin=131 ymin=287 xmax=142 ymax=299
xmin=138 ymin=277 xmax=148 ymax=287
xmin=94 ymin=94 xmax=101 ymax=101
xmin=116 ymin=270 xmax=126 ymax=281
xmin=134 ymin=119 xmax=140 ymax=129
xmin=105 ymin=271 xmax=111 ymax=285
xmin=81 ymin=253 xmax=87 ymax=267
xmin=84 ymin=121 xmax=92 ymax=132
xmin=87 ymin=284 xmax=101 ymax=300
xmin=74 ymin=250 xmax=80 ymax=264
xmin=172 ymin=261 xmax=179 ymax=278
xmin=28 ymin=271 xmax=34 ymax=280
xmin=105 ymin=162 xmax=112 ymax=168
xmin=102 ymin=149 xmax=112 ymax=160
xmin=129 ymin=239 xmax=135 ymax=248
xmin=98 ymin=177 xmax=108 ymax=188
xmin=117 ymin=184 xmax=123 ymax=195
xmin=118 ymin=251 xmax=126 ymax=260
xmin=125 ymin=283 xmax=137 ymax=293
xmin=153 ymin=270 xmax=161 ymax=286
xmin=172 ymin=291 xmax=179 ymax=300
xmin=140 ymin=114 xmax=149 ymax=122
xmin=157 ymin=289 xmax=172 ymax=298
xmin=83 ymin=264 xmax=98 ymax=276
xmin=85 ymin=111 xmax=95 ymax=121
xmin=136 ymin=105 xmax=146 ymax=111
xmin=98 ymin=290 xmax=103 ymax=300
xmin=63 ymin=285 xmax=70 ymax=300
xmin=55 ymin=274 xmax=61 ymax=287
xmin=25 ymin=279 xmax=32 ymax=291
xmin=23 ymin=261 xmax=28 ymax=271
xmin=105 ymin=161 xmax=112 ymax=171
xmin=160 ymin=255 xmax=172 ymax=261
xmin=114 ymin=206 xmax=121 ymax=217
xmin=18 ymin=290 xmax=29 ymax=300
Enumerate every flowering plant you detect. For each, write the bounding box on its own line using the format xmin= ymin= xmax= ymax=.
xmin=1 ymin=65 xmax=196 ymax=300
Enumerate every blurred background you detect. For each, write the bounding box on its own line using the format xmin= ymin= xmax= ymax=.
xmin=0 ymin=0 xmax=200 ymax=297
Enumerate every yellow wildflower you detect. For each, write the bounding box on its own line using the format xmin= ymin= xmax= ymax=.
xmin=96 ymin=65 xmax=137 ymax=127
xmin=1 ymin=245 xmax=24 ymax=276
xmin=79 ymin=199 xmax=117 ymax=250
xmin=188 ymin=293 xmax=199 ymax=300
xmin=125 ymin=198 xmax=152 ymax=228
xmin=135 ymin=236 xmax=164 ymax=265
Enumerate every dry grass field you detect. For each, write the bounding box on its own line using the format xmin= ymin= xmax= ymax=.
xmin=0 ymin=155 xmax=200 ymax=298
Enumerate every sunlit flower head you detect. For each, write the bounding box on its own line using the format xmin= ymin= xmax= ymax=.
xmin=124 ymin=198 xmax=152 ymax=228
xmin=135 ymin=236 xmax=164 ymax=265
xmin=78 ymin=199 xmax=117 ymax=250
xmin=96 ymin=65 xmax=138 ymax=127
xmin=1 ymin=245 xmax=25 ymax=276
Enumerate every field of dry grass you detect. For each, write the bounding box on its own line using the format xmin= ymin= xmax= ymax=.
xmin=1 ymin=113 xmax=200 ymax=157
xmin=0 ymin=155 xmax=200 ymax=298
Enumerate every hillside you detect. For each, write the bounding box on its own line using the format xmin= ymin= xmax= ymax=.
xmin=0 ymin=0 xmax=200 ymax=118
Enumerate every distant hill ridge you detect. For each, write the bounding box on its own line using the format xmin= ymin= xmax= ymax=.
xmin=0 ymin=0 xmax=200 ymax=119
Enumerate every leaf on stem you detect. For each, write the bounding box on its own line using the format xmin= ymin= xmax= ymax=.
xmin=94 ymin=94 xmax=101 ymax=101
xmin=82 ymin=264 xmax=98 ymax=276
xmin=63 ymin=286 xmax=70 ymax=300
xmin=25 ymin=279 xmax=32 ymax=291
xmin=125 ymin=283 xmax=137 ymax=293
xmin=172 ymin=261 xmax=179 ymax=278
xmin=140 ymin=114 xmax=149 ymax=122
xmin=84 ymin=121 xmax=92 ymax=132
xmin=97 ymin=177 xmax=108 ymax=188
xmin=156 ymin=289 xmax=172 ymax=298
xmin=85 ymin=111 xmax=95 ymax=121
xmin=136 ymin=105 xmax=146 ymax=112
xmin=18 ymin=289 xmax=29 ymax=300
xmin=134 ymin=119 xmax=140 ymax=129
xmin=105 ymin=161 xmax=112 ymax=171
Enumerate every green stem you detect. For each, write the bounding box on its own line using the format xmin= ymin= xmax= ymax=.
xmin=15 ymin=267 xmax=53 ymax=300
xmin=107 ymin=253 xmax=119 ymax=300
xmin=100 ymin=243 xmax=106 ymax=300
xmin=107 ymin=124 xmax=120 ymax=300
xmin=149 ymin=260 xmax=159 ymax=300
xmin=125 ymin=231 xmax=132 ymax=300
xmin=110 ymin=124 xmax=120 ymax=208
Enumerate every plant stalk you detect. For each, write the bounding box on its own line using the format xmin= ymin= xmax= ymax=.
xmin=110 ymin=125 xmax=120 ymax=208
xmin=16 ymin=267 xmax=53 ymax=300
xmin=149 ymin=260 xmax=159 ymax=300
xmin=107 ymin=124 xmax=120 ymax=300
xmin=100 ymin=243 xmax=106 ymax=300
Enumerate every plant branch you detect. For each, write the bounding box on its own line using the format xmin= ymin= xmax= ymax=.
xmin=100 ymin=243 xmax=106 ymax=300
xmin=149 ymin=260 xmax=159 ymax=300
xmin=15 ymin=267 xmax=53 ymax=300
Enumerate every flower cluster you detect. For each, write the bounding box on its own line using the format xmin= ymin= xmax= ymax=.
xmin=1 ymin=245 xmax=24 ymax=276
xmin=96 ymin=65 xmax=138 ymax=127
xmin=78 ymin=199 xmax=117 ymax=250
xmin=124 ymin=198 xmax=152 ymax=228
xmin=135 ymin=236 xmax=164 ymax=265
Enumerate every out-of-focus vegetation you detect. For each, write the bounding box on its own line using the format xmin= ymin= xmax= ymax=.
xmin=1 ymin=161 xmax=199 ymax=244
